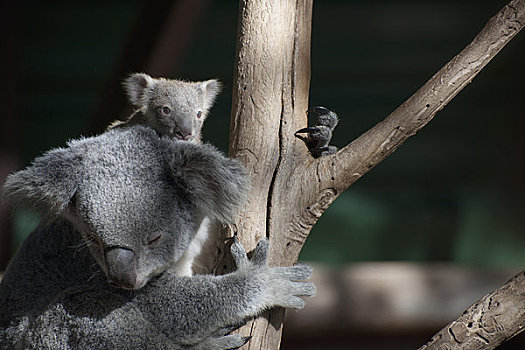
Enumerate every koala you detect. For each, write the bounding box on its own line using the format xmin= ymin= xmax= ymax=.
xmin=0 ymin=125 xmax=315 ymax=349
xmin=109 ymin=73 xmax=221 ymax=143
xmin=109 ymin=74 xmax=223 ymax=277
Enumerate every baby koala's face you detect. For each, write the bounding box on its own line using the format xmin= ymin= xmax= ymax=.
xmin=123 ymin=73 xmax=221 ymax=142
xmin=146 ymin=79 xmax=210 ymax=141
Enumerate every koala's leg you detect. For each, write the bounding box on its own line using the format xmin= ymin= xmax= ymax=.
xmin=295 ymin=106 xmax=339 ymax=158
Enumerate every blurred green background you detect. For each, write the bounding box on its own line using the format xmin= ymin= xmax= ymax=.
xmin=2 ymin=0 xmax=524 ymax=270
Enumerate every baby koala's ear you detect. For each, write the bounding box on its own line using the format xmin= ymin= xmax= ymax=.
xmin=199 ymin=79 xmax=222 ymax=111
xmin=123 ymin=73 xmax=155 ymax=108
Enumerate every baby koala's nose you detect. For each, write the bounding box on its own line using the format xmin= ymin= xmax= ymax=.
xmin=173 ymin=130 xmax=193 ymax=141
xmin=174 ymin=118 xmax=194 ymax=141
xmin=180 ymin=133 xmax=192 ymax=141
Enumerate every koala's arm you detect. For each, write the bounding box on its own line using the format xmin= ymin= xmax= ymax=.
xmin=133 ymin=239 xmax=315 ymax=348
xmin=20 ymin=290 xmax=179 ymax=350
xmin=17 ymin=239 xmax=314 ymax=350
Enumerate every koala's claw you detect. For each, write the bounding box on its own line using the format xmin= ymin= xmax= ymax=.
xmin=295 ymin=106 xmax=339 ymax=158
xmin=252 ymin=239 xmax=269 ymax=267
xmin=231 ymin=238 xmax=269 ymax=270
xmin=230 ymin=236 xmax=249 ymax=268
xmin=214 ymin=322 xmax=247 ymax=336
xmin=265 ymin=263 xmax=316 ymax=310
xmin=195 ymin=334 xmax=251 ymax=350
xmin=274 ymin=264 xmax=313 ymax=282
xmin=270 ymin=276 xmax=316 ymax=309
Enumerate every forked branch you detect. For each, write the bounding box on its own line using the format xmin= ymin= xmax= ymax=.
xmin=228 ymin=0 xmax=524 ymax=349
xmin=314 ymin=0 xmax=525 ymax=193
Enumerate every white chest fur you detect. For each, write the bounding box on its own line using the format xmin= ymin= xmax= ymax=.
xmin=172 ymin=216 xmax=211 ymax=276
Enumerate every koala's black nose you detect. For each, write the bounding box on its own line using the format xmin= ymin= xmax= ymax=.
xmin=105 ymin=247 xmax=138 ymax=290
xmin=174 ymin=129 xmax=193 ymax=141
xmin=175 ymin=118 xmax=193 ymax=141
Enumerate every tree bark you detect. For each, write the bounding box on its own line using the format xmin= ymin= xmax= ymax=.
xmin=229 ymin=0 xmax=313 ymax=348
xmin=229 ymin=0 xmax=525 ymax=349
xmin=417 ymin=271 xmax=525 ymax=350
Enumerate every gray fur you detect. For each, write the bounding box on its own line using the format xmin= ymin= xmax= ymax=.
xmin=109 ymin=73 xmax=221 ymax=142
xmin=109 ymin=73 xmax=222 ymax=277
xmin=0 ymin=125 xmax=315 ymax=349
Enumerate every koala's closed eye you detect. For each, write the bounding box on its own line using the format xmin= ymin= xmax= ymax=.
xmin=147 ymin=233 xmax=162 ymax=246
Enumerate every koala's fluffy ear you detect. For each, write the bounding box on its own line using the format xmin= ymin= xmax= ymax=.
xmin=2 ymin=147 xmax=81 ymax=215
xmin=123 ymin=73 xmax=155 ymax=108
xmin=168 ymin=142 xmax=248 ymax=224
xmin=199 ymin=79 xmax=221 ymax=112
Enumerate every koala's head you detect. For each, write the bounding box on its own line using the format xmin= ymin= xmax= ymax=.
xmin=124 ymin=73 xmax=221 ymax=142
xmin=2 ymin=126 xmax=247 ymax=290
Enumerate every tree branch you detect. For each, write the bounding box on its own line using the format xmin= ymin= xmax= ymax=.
xmin=418 ymin=270 xmax=525 ymax=350
xmin=315 ymin=0 xmax=525 ymax=194
xmin=268 ymin=0 xmax=525 ymax=270
xmin=228 ymin=0 xmax=525 ymax=349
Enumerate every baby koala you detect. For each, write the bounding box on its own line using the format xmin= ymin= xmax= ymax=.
xmin=109 ymin=73 xmax=221 ymax=143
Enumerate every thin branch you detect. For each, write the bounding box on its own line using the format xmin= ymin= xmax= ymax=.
xmin=418 ymin=270 xmax=525 ymax=350
xmin=316 ymin=0 xmax=525 ymax=192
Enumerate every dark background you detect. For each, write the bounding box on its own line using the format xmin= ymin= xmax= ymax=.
xmin=0 ymin=0 xmax=523 ymax=348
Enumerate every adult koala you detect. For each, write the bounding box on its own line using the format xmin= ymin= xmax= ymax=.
xmin=0 ymin=125 xmax=315 ymax=349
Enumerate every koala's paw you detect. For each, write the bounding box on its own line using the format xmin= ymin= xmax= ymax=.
xmin=267 ymin=264 xmax=316 ymax=309
xmin=230 ymin=238 xmax=316 ymax=310
xmin=230 ymin=236 xmax=268 ymax=269
xmin=194 ymin=334 xmax=251 ymax=350
xmin=295 ymin=106 xmax=339 ymax=158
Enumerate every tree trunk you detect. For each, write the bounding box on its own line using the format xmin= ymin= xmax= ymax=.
xmin=228 ymin=0 xmax=525 ymax=349
xmin=229 ymin=0 xmax=313 ymax=348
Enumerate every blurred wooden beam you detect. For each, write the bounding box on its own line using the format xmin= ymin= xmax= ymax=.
xmin=284 ymin=263 xmax=519 ymax=333
xmin=2 ymin=261 xmax=523 ymax=348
